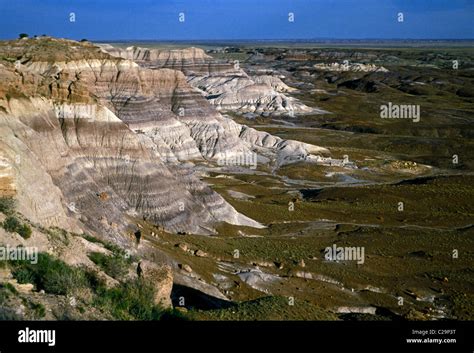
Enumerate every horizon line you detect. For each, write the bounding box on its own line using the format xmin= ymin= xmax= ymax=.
xmin=96 ymin=38 xmax=474 ymax=42
xmin=2 ymin=36 xmax=474 ymax=42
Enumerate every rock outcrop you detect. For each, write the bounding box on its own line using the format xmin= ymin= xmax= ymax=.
xmin=313 ymin=62 xmax=389 ymax=72
xmin=138 ymin=260 xmax=173 ymax=308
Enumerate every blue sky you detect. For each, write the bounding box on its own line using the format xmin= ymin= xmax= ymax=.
xmin=0 ymin=0 xmax=472 ymax=40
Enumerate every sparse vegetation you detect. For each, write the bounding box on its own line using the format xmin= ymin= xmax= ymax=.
xmin=0 ymin=282 xmax=17 ymax=295
xmin=0 ymin=199 xmax=32 ymax=238
xmin=0 ymin=36 xmax=473 ymax=322
xmin=0 ymin=36 xmax=111 ymax=63
xmin=93 ymin=278 xmax=186 ymax=321
xmin=2 ymin=216 xmax=32 ymax=239
xmin=88 ymin=251 xmax=131 ymax=279
xmin=17 ymin=223 xmax=32 ymax=239
xmin=11 ymin=253 xmax=88 ymax=295
xmin=46 ymin=227 xmax=69 ymax=245
xmin=29 ymin=302 xmax=46 ymax=319
xmin=0 ymin=197 xmax=15 ymax=215
xmin=192 ymin=296 xmax=338 ymax=321
xmin=82 ymin=233 xmax=102 ymax=244
xmin=3 ymin=250 xmax=184 ymax=321
xmin=2 ymin=216 xmax=20 ymax=232
xmin=86 ymin=237 xmax=136 ymax=280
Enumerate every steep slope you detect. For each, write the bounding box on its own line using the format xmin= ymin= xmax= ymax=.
xmin=0 ymin=38 xmax=267 ymax=241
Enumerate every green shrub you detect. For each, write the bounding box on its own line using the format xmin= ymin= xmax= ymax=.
xmin=11 ymin=253 xmax=87 ymax=295
xmin=84 ymin=269 xmax=107 ymax=293
xmin=17 ymin=224 xmax=32 ymax=239
xmin=18 ymin=33 xmax=28 ymax=39
xmin=2 ymin=282 xmax=17 ymax=294
xmin=88 ymin=251 xmax=130 ymax=279
xmin=30 ymin=302 xmax=46 ymax=319
xmin=0 ymin=198 xmax=15 ymax=215
xmin=103 ymin=242 xmax=123 ymax=254
xmin=36 ymin=254 xmax=87 ymax=295
xmin=82 ymin=234 xmax=102 ymax=244
xmin=46 ymin=227 xmax=69 ymax=245
xmin=3 ymin=216 xmax=21 ymax=232
xmin=2 ymin=216 xmax=32 ymax=239
xmin=13 ymin=267 xmax=35 ymax=285
xmin=94 ymin=279 xmax=185 ymax=321
xmin=0 ymin=283 xmax=18 ymax=306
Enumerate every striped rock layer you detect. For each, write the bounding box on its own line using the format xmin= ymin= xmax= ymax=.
xmin=0 ymin=38 xmax=329 ymax=243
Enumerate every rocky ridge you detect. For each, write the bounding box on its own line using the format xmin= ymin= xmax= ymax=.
xmin=313 ymin=62 xmax=389 ymax=72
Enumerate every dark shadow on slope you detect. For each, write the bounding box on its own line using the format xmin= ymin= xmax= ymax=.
xmin=171 ymin=284 xmax=236 ymax=311
xmin=394 ymin=175 xmax=439 ymax=185
xmin=299 ymin=188 xmax=324 ymax=200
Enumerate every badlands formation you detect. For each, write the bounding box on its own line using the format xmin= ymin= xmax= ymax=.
xmin=1 ymin=37 xmax=473 ymax=322
xmin=0 ymin=37 xmax=333 ymax=242
xmin=100 ymin=44 xmax=319 ymax=115
xmin=0 ymin=38 xmax=337 ymax=317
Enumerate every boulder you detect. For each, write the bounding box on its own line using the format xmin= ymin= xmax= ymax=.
xmin=176 ymin=243 xmax=188 ymax=252
xmin=194 ymin=249 xmax=208 ymax=257
xmin=179 ymin=264 xmax=193 ymax=273
xmin=137 ymin=260 xmax=173 ymax=308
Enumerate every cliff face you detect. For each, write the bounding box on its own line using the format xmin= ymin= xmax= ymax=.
xmin=101 ymin=45 xmax=321 ymax=115
xmin=1 ymin=97 xmax=265 ymax=240
xmin=100 ymin=45 xmax=226 ymax=75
